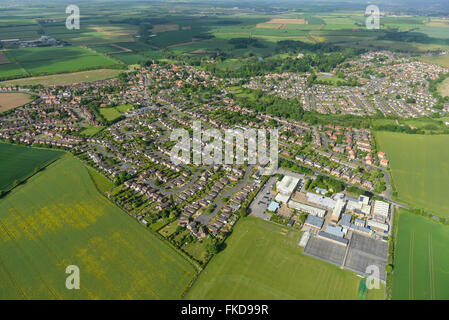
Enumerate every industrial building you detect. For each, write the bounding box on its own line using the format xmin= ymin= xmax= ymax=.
xmin=331 ymin=198 xmax=345 ymax=222
xmin=373 ymin=200 xmax=390 ymax=223
xmin=305 ymin=215 xmax=325 ymax=229
xmin=288 ymin=200 xmax=326 ymax=217
xmin=275 ymin=175 xmax=300 ymax=203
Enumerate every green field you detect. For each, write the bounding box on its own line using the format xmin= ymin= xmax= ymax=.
xmin=376 ymin=132 xmax=449 ymax=218
xmin=100 ymin=104 xmax=133 ymax=121
xmin=3 ymin=46 xmax=121 ymax=78
xmin=185 ymin=217 xmax=384 ymax=300
xmin=419 ymin=54 xmax=449 ymax=68
xmin=0 ymin=155 xmax=197 ymax=299
xmin=0 ymin=69 xmax=122 ymax=87
xmin=0 ymin=142 xmax=63 ymax=191
xmin=393 ymin=210 xmax=449 ymax=299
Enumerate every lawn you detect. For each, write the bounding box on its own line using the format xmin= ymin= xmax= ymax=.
xmin=0 ymin=142 xmax=63 ymax=191
xmin=80 ymin=126 xmax=104 ymax=137
xmin=100 ymin=107 xmax=122 ymax=121
xmin=393 ymin=210 xmax=449 ymax=299
xmin=0 ymin=155 xmax=197 ymax=299
xmin=375 ymin=132 xmax=449 ymax=218
xmin=185 ymin=217 xmax=384 ymax=300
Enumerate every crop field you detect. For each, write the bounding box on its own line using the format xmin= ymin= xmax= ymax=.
xmin=0 ymin=63 xmax=28 ymax=80
xmin=4 ymin=46 xmax=121 ymax=78
xmin=393 ymin=210 xmax=449 ymax=299
xmin=110 ymin=52 xmax=147 ymax=65
xmin=375 ymin=132 xmax=449 ymax=218
xmin=0 ymin=93 xmax=32 ymax=113
xmin=0 ymin=69 xmax=122 ymax=87
xmin=419 ymin=54 xmax=449 ymax=68
xmin=185 ymin=217 xmax=384 ymax=300
xmin=438 ymin=77 xmax=449 ymax=97
xmin=0 ymin=52 xmax=10 ymax=64
xmin=0 ymin=156 xmax=197 ymax=299
xmin=0 ymin=142 xmax=63 ymax=191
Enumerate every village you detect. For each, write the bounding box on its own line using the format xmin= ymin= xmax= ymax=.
xmin=0 ymin=52 xmax=407 ymax=267
xmin=243 ymin=51 xmax=449 ymax=117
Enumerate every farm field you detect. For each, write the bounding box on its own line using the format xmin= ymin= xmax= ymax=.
xmin=185 ymin=217 xmax=384 ymax=300
xmin=3 ymin=46 xmax=121 ymax=78
xmin=437 ymin=77 xmax=449 ymax=97
xmin=0 ymin=69 xmax=122 ymax=87
xmin=0 ymin=92 xmax=32 ymax=113
xmin=419 ymin=54 xmax=449 ymax=68
xmin=0 ymin=155 xmax=197 ymax=299
xmin=393 ymin=210 xmax=449 ymax=299
xmin=0 ymin=142 xmax=63 ymax=192
xmin=375 ymin=132 xmax=449 ymax=218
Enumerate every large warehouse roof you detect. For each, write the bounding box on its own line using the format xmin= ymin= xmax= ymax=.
xmin=373 ymin=200 xmax=390 ymax=218
xmin=288 ymin=200 xmax=326 ymax=217
xmin=277 ymin=175 xmax=300 ymax=196
xmin=305 ymin=215 xmax=324 ymax=228
xmin=306 ymin=192 xmax=336 ymax=209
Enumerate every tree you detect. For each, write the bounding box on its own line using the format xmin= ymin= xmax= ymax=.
xmin=206 ymin=243 xmax=219 ymax=255
xmin=386 ymin=264 xmax=394 ymax=273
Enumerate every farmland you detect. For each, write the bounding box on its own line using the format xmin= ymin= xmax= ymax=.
xmin=375 ymin=132 xmax=449 ymax=218
xmin=2 ymin=46 xmax=121 ymax=79
xmin=0 ymin=92 xmax=32 ymax=113
xmin=419 ymin=54 xmax=449 ymax=68
xmin=0 ymin=69 xmax=122 ymax=87
xmin=185 ymin=217 xmax=384 ymax=300
xmin=437 ymin=76 xmax=449 ymax=97
xmin=0 ymin=155 xmax=197 ymax=299
xmin=393 ymin=210 xmax=449 ymax=299
xmin=0 ymin=142 xmax=63 ymax=192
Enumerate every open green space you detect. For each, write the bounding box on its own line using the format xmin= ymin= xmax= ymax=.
xmin=99 ymin=104 xmax=133 ymax=121
xmin=376 ymin=132 xmax=449 ymax=218
xmin=185 ymin=216 xmax=384 ymax=300
xmin=0 ymin=155 xmax=197 ymax=299
xmin=393 ymin=210 xmax=449 ymax=299
xmin=0 ymin=142 xmax=63 ymax=192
